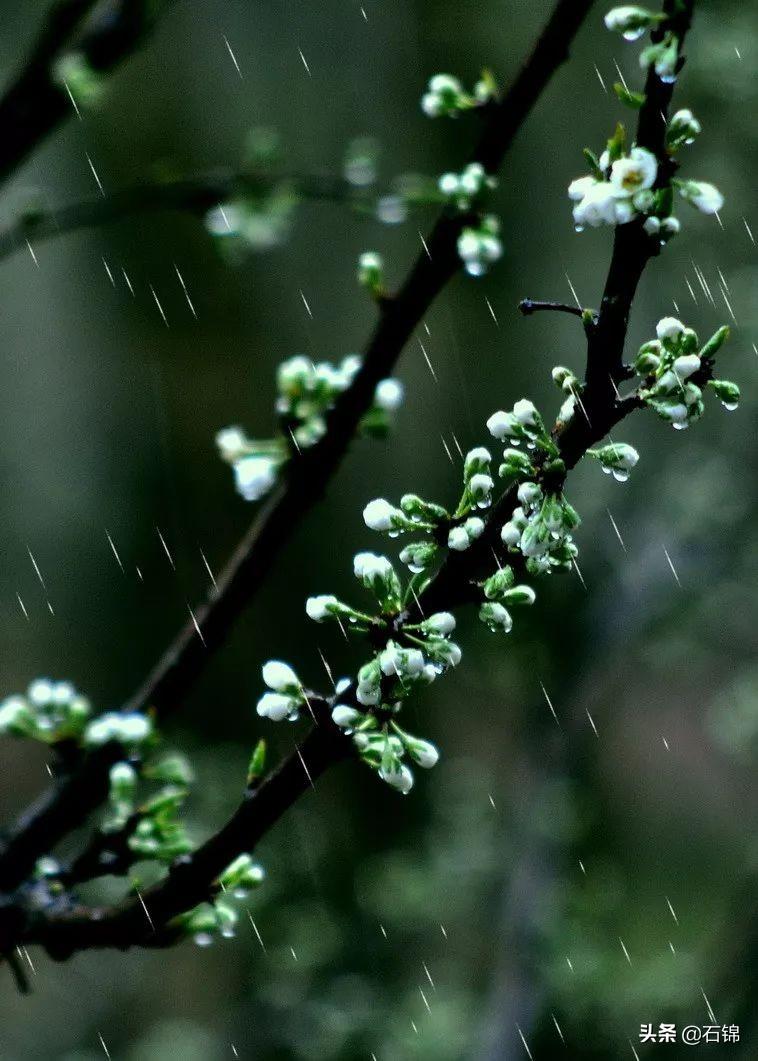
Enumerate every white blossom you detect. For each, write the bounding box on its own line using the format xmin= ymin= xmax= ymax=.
xmin=305 ymin=595 xmax=339 ymax=622
xmin=609 ymin=148 xmax=657 ymax=197
xmin=568 ymin=175 xmax=596 ymax=202
xmin=448 ymin=526 xmax=470 ymax=551
xmin=679 ymin=180 xmax=724 ymax=215
xmin=379 ymin=762 xmax=414 ymax=794
xmin=424 ymin=612 xmax=456 ymax=636
xmin=216 ymin=426 xmax=249 ymax=463
xmin=501 ymin=522 xmax=521 ymax=547
xmin=363 ymin=498 xmax=398 ymax=531
xmin=256 ymin=692 xmax=296 ymax=722
xmin=486 ymin=410 xmax=511 ymax=439
xmin=656 ymin=316 xmax=685 ymax=342
xmin=673 ymin=353 xmax=701 ymax=380
xmin=262 ymin=660 xmax=299 ymax=692
xmin=512 ymin=399 xmax=539 ymax=427
xmin=407 ymin=738 xmax=440 ymax=769
xmin=374 ymin=378 xmax=404 ymax=411
xmin=233 ymin=455 xmax=278 ymax=502
xmin=331 ymin=705 xmax=362 ymax=728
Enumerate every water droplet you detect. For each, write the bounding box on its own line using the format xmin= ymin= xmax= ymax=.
xmin=612 ymin=469 xmax=629 ymax=482
xmin=672 ymin=421 xmax=689 ymax=431
xmin=722 ymin=401 xmax=738 ymax=411
xmin=660 ymin=74 xmax=677 ymax=85
xmin=194 ymin=932 xmax=214 ymax=947
xmin=574 ymin=225 xmax=585 ymax=233
xmin=623 ymin=27 xmax=645 ymax=42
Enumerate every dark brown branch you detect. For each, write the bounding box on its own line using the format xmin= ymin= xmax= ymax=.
xmin=0 ymin=0 xmax=594 ymax=933
xmin=0 ymin=0 xmax=178 ymax=185
xmin=13 ymin=702 xmax=349 ymax=957
xmin=518 ymin=299 xmax=586 ymax=319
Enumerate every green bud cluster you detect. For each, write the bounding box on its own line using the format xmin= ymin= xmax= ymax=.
xmin=420 ymin=72 xmax=496 ymax=119
xmin=172 ymin=850 xmax=264 ymax=948
xmin=633 ymin=317 xmax=736 ymax=429
xmin=101 ymin=751 xmax=196 ymax=865
xmin=0 ymin=680 xmax=91 ymax=743
xmin=52 ymin=53 xmax=104 ymax=110
xmin=216 ymin=354 xmax=403 ymax=503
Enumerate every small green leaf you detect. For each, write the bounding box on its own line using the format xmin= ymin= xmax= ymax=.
xmin=613 ymin=82 xmax=645 ymax=109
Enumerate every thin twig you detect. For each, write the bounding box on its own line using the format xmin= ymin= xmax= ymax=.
xmin=518 ymin=299 xmax=586 ymax=319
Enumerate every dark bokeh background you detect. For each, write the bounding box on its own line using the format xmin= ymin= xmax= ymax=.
xmin=0 ymin=0 xmax=757 ymax=1057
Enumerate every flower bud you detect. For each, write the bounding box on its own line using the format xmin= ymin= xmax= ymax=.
xmin=479 ymin=601 xmax=513 ymax=633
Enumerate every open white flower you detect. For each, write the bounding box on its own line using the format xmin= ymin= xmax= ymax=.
xmin=568 ymin=176 xmax=596 ymax=202
xmin=609 ymin=148 xmax=657 ymax=197
xmin=573 ymin=181 xmax=618 ymax=228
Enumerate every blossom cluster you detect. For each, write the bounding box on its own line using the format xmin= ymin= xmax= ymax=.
xmin=172 ymin=853 xmax=265 ymax=947
xmin=420 ymin=72 xmax=496 ymax=119
xmin=633 ymin=317 xmax=737 ymax=429
xmin=568 ymin=11 xmax=723 ymax=235
xmin=105 ymin=755 xmax=195 ymax=864
xmin=0 ymin=679 xmax=91 ymax=743
xmin=217 ymin=354 xmax=404 ymax=502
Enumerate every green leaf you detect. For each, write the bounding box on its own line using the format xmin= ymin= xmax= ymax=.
xmin=613 ymin=82 xmax=645 ymax=109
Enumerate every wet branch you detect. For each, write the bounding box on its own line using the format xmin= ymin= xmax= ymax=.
xmin=0 ymin=0 xmax=594 ymax=953
xmin=0 ymin=171 xmax=382 ymax=264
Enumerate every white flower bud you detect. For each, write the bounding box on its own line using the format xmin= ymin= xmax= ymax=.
xmin=331 ymin=705 xmax=362 ymax=728
xmin=233 ymin=455 xmax=278 ymax=502
xmin=256 ymin=692 xmax=296 ymax=722
xmin=216 ymin=426 xmax=249 ymax=463
xmin=407 ymin=738 xmax=440 ymax=769
xmin=363 ymin=498 xmax=399 ymax=532
xmin=447 ymin=526 xmax=470 ymax=551
xmin=517 ymin=481 xmax=542 ymax=507
xmin=673 ymin=353 xmax=701 ymax=380
xmin=501 ymin=522 xmax=521 ymax=547
xmin=262 ymin=660 xmax=299 ymax=692
xmin=379 ymin=762 xmax=414 ymax=794
xmin=678 ymin=180 xmax=724 ymax=215
xmin=486 ymin=410 xmax=512 ymax=440
xmin=305 ymin=595 xmax=338 ymax=622
xmin=424 ymin=612 xmax=456 ymax=636
xmin=374 ymin=378 xmax=404 ymax=411
xmin=464 ymin=517 xmax=485 ymax=540
xmin=512 ymin=399 xmax=539 ymax=427
xmin=656 ymin=316 xmax=685 ymax=342
xmin=469 ymin=473 xmax=494 ymax=503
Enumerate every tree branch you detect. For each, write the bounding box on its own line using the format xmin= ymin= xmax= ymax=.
xmin=0 ymin=0 xmax=594 ymax=903
xmin=0 ymin=171 xmax=383 ymax=264
xmin=0 ymin=0 xmax=178 ymax=185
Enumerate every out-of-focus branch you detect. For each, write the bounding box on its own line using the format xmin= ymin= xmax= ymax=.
xmin=0 ymin=0 xmax=177 ymax=185
xmin=0 ymin=0 xmax=594 ymax=937
xmin=0 ymin=171 xmax=379 ymax=263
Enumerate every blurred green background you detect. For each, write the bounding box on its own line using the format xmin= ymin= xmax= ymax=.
xmin=0 ymin=0 xmax=757 ymax=1057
